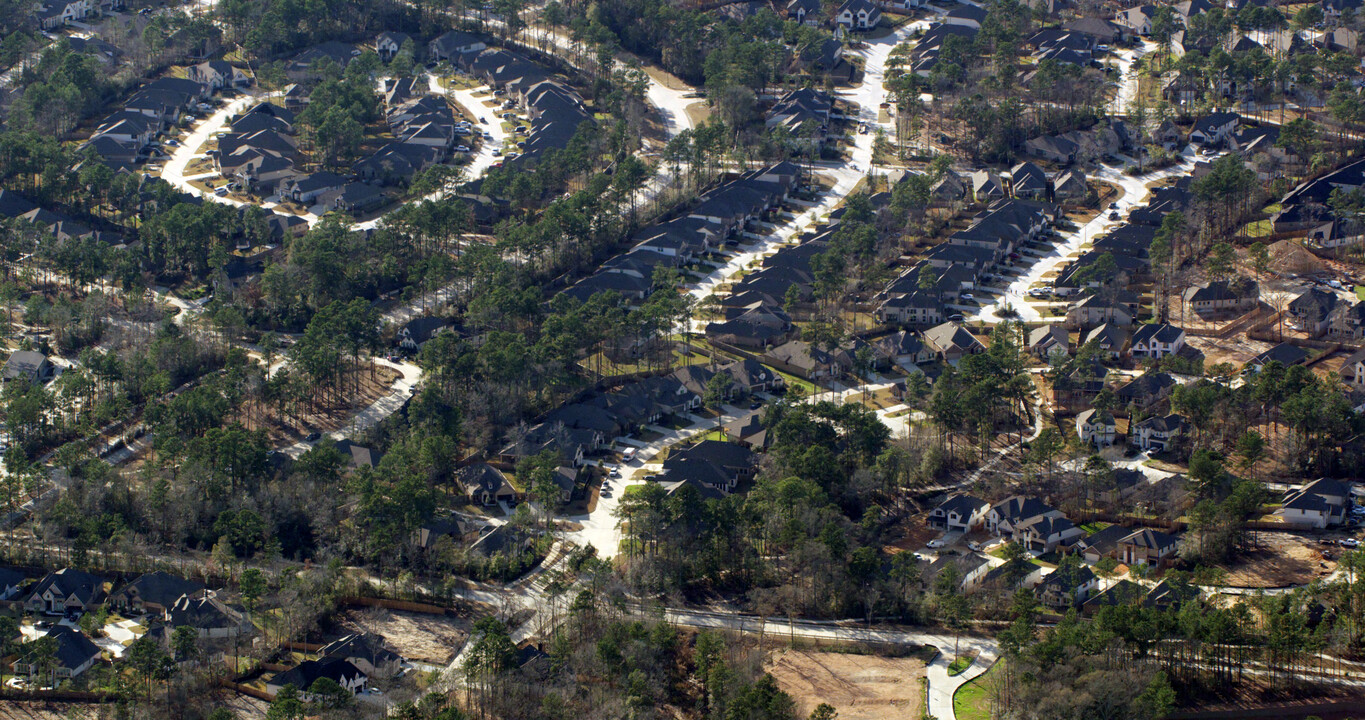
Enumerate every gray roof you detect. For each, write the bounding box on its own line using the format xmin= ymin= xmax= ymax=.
xmin=113 ymin=571 xmax=205 ymax=609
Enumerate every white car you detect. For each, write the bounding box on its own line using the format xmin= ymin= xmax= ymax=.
xmin=926 ymin=539 xmax=946 ymax=549
xmin=455 ymin=145 xmax=470 ymax=152
xmin=967 ymin=541 xmax=981 ymax=551
xmin=1341 ymin=538 xmax=1360 ymax=548
xmin=214 ymin=186 xmax=228 ymax=196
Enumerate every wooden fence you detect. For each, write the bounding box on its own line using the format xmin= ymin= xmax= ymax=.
xmin=219 ymin=678 xmax=274 ymax=702
xmin=0 ymin=688 xmax=117 ymax=703
xmin=340 ymin=595 xmax=453 ymax=616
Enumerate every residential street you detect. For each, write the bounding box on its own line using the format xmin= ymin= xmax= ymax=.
xmin=973 ymin=149 xmax=1199 ymax=324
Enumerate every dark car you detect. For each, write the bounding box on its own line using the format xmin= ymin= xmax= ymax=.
xmin=305 ymin=431 xmax=321 ymax=442
xmin=749 ymin=400 xmax=762 ymax=410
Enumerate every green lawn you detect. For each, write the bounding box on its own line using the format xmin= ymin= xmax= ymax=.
xmin=953 ymin=661 xmax=1001 ymax=720
xmin=948 ymin=656 xmax=973 ymax=675
xmin=1357 ymin=286 xmax=1365 ymax=302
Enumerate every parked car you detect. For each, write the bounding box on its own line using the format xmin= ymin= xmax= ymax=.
xmin=967 ymin=541 xmax=981 ymax=551
xmin=926 ymin=539 xmax=946 ymax=549
xmin=622 ymin=447 xmax=637 ymax=461
xmin=857 ymin=123 xmax=869 ymax=134
xmin=214 ymin=186 xmax=228 ymax=196
xmin=305 ymin=431 xmax=321 ymax=442
xmin=1341 ymin=538 xmax=1360 ymax=548
xmin=750 ymin=400 xmax=762 ymax=410
xmin=515 ymin=125 xmax=528 ymax=134
xmin=455 ymin=145 xmax=471 ymax=152
xmin=1108 ymin=211 xmax=1119 ymax=220
xmin=608 ymin=466 xmax=620 ymax=478
xmin=492 ymin=148 xmax=502 ymax=156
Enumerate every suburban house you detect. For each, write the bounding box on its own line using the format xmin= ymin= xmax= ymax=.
xmin=1076 ymin=525 xmax=1133 ymax=563
xmin=660 ymin=440 xmax=759 ymax=498
xmin=267 ymin=658 xmax=368 ymax=698
xmin=1082 ymin=579 xmax=1147 ymax=616
xmin=923 ymin=322 xmax=986 ymax=364
xmin=168 ymin=593 xmax=253 ymax=638
xmin=1084 ymin=323 xmax=1129 ymax=360
xmin=1249 ymin=342 xmax=1311 ymax=370
xmin=396 ymin=316 xmax=452 ymax=351
xmin=1184 ymin=279 xmax=1259 ymax=316
xmin=108 ymin=571 xmax=207 ymax=617
xmin=928 ymin=494 xmax=991 ymax=532
xmin=15 ymin=627 xmax=101 ymax=681
xmin=923 ymin=553 xmax=992 ymax=593
xmin=1014 ymin=514 xmax=1084 ymax=553
xmin=1340 ymin=348 xmax=1365 ymax=390
xmin=320 ymin=633 xmax=403 ymax=677
xmin=32 ymin=0 xmax=91 ymax=30
xmin=1114 ymin=4 xmax=1156 ymax=35
xmin=834 ymin=0 xmax=882 ymax=29
xmin=1010 ymin=162 xmax=1048 ymax=199
xmin=1188 ymin=112 xmax=1239 ymax=146
xmin=415 ymin=514 xmax=488 ymax=550
xmin=1277 ymin=478 xmax=1351 ymax=528
xmin=1288 ymin=288 xmax=1340 ymax=336
xmin=1116 ymin=370 xmax=1177 ymax=410
xmin=971 ymin=171 xmax=1005 ymax=201
xmin=458 ymin=463 xmax=519 ymax=507
xmin=1133 ymin=413 xmax=1188 ymax=453
xmin=429 ymin=30 xmax=488 ymax=61
xmin=1036 ymin=565 xmax=1099 ymax=610
xmin=943 ymin=3 xmax=987 ymax=28
xmin=0 ymin=568 xmax=24 ymax=600
xmin=375 ymin=31 xmax=411 ymax=61
xmin=26 ymin=568 xmax=103 ymax=616
xmin=1076 ymin=408 xmax=1117 ymax=447
xmin=786 ymin=0 xmax=821 ymax=24
xmin=3 ymin=351 xmax=54 ymax=384
xmin=1053 ymin=169 xmax=1090 ymax=201
xmin=1130 ymin=323 xmax=1186 ymax=359
xmin=187 ymin=60 xmax=251 ymax=90
xmin=1028 ymin=325 xmax=1070 ymax=360
xmin=1066 ymin=294 xmax=1134 ymax=329
xmin=987 ymin=496 xmax=1063 ymax=535
xmin=1116 ymin=528 xmax=1181 ymax=566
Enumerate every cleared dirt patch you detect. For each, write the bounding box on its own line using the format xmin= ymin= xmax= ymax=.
xmin=341 ymin=606 xmax=472 ymax=665
xmin=0 ymin=702 xmax=104 ymax=720
xmin=765 ymin=649 xmax=925 ymax=720
xmin=1221 ymin=531 xmax=1331 ymax=588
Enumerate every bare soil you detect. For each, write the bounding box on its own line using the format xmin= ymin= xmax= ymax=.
xmin=765 ymin=648 xmax=926 ymax=720
xmin=0 ymin=701 xmax=104 ymax=720
xmin=210 ymin=690 xmax=271 ymax=719
xmin=1222 ymin=532 xmax=1331 ymax=588
xmin=341 ymin=607 xmax=472 ymax=665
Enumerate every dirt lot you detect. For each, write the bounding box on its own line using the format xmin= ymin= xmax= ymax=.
xmin=0 ymin=701 xmax=106 ymax=719
xmin=210 ymin=690 xmax=271 ymax=720
xmin=1222 ymin=531 xmax=1333 ymax=588
xmin=342 ymin=607 xmax=472 ymax=665
xmin=766 ymin=649 xmax=925 ymax=720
